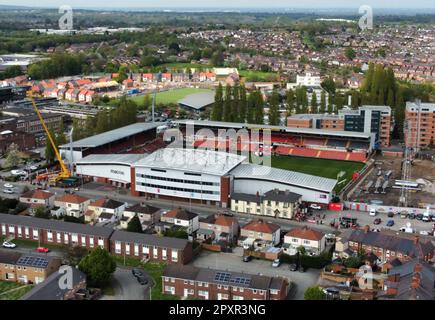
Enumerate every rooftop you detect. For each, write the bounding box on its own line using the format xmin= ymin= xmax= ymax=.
xmin=20 ymin=189 xmax=55 ymax=200
xmin=242 ymin=219 xmax=280 ymax=234
xmin=285 ymin=226 xmax=325 ymax=241
xmin=178 ymin=91 xmax=215 ymax=110
xmin=110 ymin=230 xmax=190 ymax=250
xmin=230 ymin=163 xmax=337 ymax=193
xmin=163 ymin=207 xmax=198 ymax=221
xmin=134 ymin=148 xmax=246 ymax=176
xmin=77 ymin=153 xmax=146 ymax=165
xmin=60 ymin=122 xmax=159 ymax=149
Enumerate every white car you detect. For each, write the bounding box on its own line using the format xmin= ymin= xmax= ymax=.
xmin=271 ymin=259 xmax=281 ymax=268
xmin=310 ymin=204 xmax=322 ymax=210
xmin=3 ymin=183 xmax=13 ymax=189
xmin=2 ymin=241 xmax=16 ymax=249
xmin=29 ymin=165 xmax=38 ymax=171
xmin=10 ymin=170 xmax=27 ymax=176
xmin=419 ymin=230 xmax=430 ymax=236
xmin=3 ymin=189 xmax=14 ymax=194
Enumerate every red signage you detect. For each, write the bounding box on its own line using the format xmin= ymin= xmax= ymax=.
xmin=329 ymin=203 xmax=343 ymax=211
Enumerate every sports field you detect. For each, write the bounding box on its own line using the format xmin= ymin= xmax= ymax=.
xmin=271 ymin=155 xmax=365 ymax=192
xmin=129 ymin=88 xmax=214 ymax=105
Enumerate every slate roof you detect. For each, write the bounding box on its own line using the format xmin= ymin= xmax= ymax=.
xmin=110 ymin=230 xmax=189 ymax=250
xmin=163 ymin=208 xmax=198 ymax=221
xmin=0 ymin=249 xmax=21 ymax=265
xmin=263 ymin=189 xmax=302 ymax=203
xmin=125 ymin=203 xmax=160 ymax=215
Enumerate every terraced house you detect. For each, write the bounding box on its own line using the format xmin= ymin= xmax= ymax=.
xmin=162 ymin=265 xmax=289 ymax=300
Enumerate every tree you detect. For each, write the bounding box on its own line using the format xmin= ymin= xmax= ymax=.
xmin=310 ymin=91 xmax=317 ymax=113
xmin=4 ymin=143 xmax=20 ymax=168
xmin=319 ymin=91 xmax=326 ymax=113
xmin=223 ymin=85 xmax=232 ymax=122
xmin=0 ymin=65 xmax=23 ymax=79
xmin=321 ymin=77 xmax=336 ymax=94
xmin=268 ymin=89 xmax=280 ymax=125
xmin=239 ymin=85 xmax=247 ymax=123
xmin=211 ymin=83 xmax=224 ymax=121
xmin=231 ymin=85 xmax=240 ymax=122
xmin=304 ymin=286 xmax=326 ymax=300
xmin=362 ymin=62 xmax=375 ymax=92
xmin=78 ymin=247 xmax=116 ymax=287
xmin=64 ymin=246 xmax=89 ymax=267
xmin=345 ymin=47 xmax=356 ymax=60
xmin=211 ymin=50 xmax=224 ymax=67
xmin=34 ymin=205 xmax=50 ymax=219
xmin=286 ymin=89 xmax=295 ymax=116
xmin=254 ymin=90 xmax=264 ymax=124
xmin=127 ymin=214 xmax=143 ymax=233
xmin=142 ymin=94 xmax=152 ymax=111
xmin=343 ymin=256 xmax=362 ymax=268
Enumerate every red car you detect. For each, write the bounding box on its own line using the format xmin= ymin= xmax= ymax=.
xmin=36 ymin=246 xmax=49 ymax=253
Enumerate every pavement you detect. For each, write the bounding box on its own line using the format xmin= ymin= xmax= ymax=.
xmin=100 ymin=267 xmax=151 ymax=300
xmin=191 ymin=249 xmax=321 ymax=300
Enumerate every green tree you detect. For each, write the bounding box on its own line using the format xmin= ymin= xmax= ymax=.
xmin=345 ymin=47 xmax=356 ymax=60
xmin=286 ymin=89 xmax=295 ymax=116
xmin=0 ymin=65 xmax=23 ymax=79
xmin=34 ymin=205 xmax=50 ymax=219
xmin=64 ymin=246 xmax=89 ymax=267
xmin=78 ymin=247 xmax=116 ymax=287
xmin=127 ymin=214 xmax=143 ymax=233
xmin=254 ymin=91 xmax=264 ymax=124
xmin=246 ymin=91 xmax=256 ymax=124
xmin=95 ymin=110 xmax=110 ymax=134
xmin=321 ymin=77 xmax=336 ymax=94
xmin=231 ymin=85 xmax=240 ymax=122
xmin=304 ymin=286 xmax=326 ymax=300
xmin=211 ymin=83 xmax=223 ymax=121
xmin=310 ymin=91 xmax=317 ymax=113
xmin=362 ymin=62 xmax=375 ymax=92
xmin=4 ymin=143 xmax=20 ymax=168
xmin=319 ymin=91 xmax=326 ymax=113
xmin=239 ymin=85 xmax=247 ymax=123
xmin=223 ymin=85 xmax=232 ymax=122
xmin=268 ymin=89 xmax=280 ymax=125
xmin=142 ymin=94 xmax=152 ymax=111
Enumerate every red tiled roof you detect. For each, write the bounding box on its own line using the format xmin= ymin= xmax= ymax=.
xmin=214 ymin=215 xmax=237 ymax=227
xmin=55 ymin=194 xmax=89 ymax=204
xmin=286 ymin=227 xmax=324 ymax=241
xmin=21 ymin=189 xmax=54 ymax=200
xmin=242 ymin=219 xmax=280 ymax=234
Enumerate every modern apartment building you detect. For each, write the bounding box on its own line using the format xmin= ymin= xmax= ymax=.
xmin=404 ymin=102 xmax=435 ymax=149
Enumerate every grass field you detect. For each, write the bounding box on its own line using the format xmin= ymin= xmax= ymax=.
xmin=128 ymin=87 xmax=214 ymax=105
xmin=271 ymin=155 xmax=365 ymax=192
xmin=239 ymin=70 xmax=279 ymax=82
xmin=0 ymin=282 xmax=34 ymax=300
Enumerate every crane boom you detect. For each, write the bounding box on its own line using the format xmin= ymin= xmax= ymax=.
xmin=30 ymin=98 xmax=71 ymax=181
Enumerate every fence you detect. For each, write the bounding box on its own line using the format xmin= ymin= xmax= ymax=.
xmin=344 ymin=201 xmax=435 ymax=215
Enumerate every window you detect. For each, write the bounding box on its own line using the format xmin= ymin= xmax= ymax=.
xmin=303 ymin=240 xmax=310 ymax=245
xmin=171 ymin=278 xmax=175 ymax=283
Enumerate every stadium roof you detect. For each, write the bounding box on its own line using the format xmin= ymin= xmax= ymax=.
xmin=77 ymin=153 xmax=146 ymax=165
xmin=174 ymin=120 xmax=373 ymax=139
xmin=134 ymin=148 xmax=246 ymax=176
xmin=230 ymin=163 xmax=337 ymax=193
xmin=60 ymin=122 xmax=159 ymax=149
xmin=178 ymin=92 xmax=215 ymax=110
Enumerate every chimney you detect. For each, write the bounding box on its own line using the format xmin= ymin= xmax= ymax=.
xmin=364 ymin=225 xmax=370 ymax=233
xmin=413 ymin=236 xmax=419 ymax=244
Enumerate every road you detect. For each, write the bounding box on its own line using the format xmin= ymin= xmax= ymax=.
xmin=101 ymin=267 xmax=151 ymax=300
xmin=192 ymin=248 xmax=321 ymax=300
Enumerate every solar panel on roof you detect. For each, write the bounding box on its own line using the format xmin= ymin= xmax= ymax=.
xmin=17 ymin=256 xmax=48 ymax=268
xmin=214 ymin=272 xmax=231 ymax=282
xmin=230 ymin=276 xmax=251 ymax=286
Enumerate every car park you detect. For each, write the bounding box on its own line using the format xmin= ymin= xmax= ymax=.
xmin=242 ymin=255 xmax=252 ymax=262
xmin=289 ymin=263 xmax=298 ymax=271
xmin=271 ymin=259 xmax=281 ymax=268
xmin=2 ymin=241 xmax=16 ymax=249
xmin=373 ymin=218 xmax=382 ymax=225
xmin=386 ymin=220 xmax=395 ymax=227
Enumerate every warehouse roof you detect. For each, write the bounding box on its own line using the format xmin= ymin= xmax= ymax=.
xmin=178 ymin=91 xmax=215 ymax=110
xmin=134 ymin=148 xmax=246 ymax=176
xmin=174 ymin=120 xmax=373 ymax=139
xmin=230 ymin=163 xmax=337 ymax=193
xmin=60 ymin=122 xmax=159 ymax=149
xmin=77 ymin=153 xmax=146 ymax=165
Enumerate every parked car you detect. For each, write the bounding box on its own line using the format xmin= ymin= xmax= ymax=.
xmin=387 ymin=212 xmax=394 ymax=218
xmin=36 ymin=246 xmax=49 ymax=253
xmin=400 ymin=212 xmax=408 ymax=219
xmin=371 ymin=228 xmax=380 ymax=232
xmin=386 ymin=220 xmax=395 ymax=227
xmin=242 ymin=255 xmax=252 ymax=262
xmin=136 ymin=275 xmax=148 ymax=285
xmin=419 ymin=230 xmax=430 ymax=236
xmin=416 ymin=214 xmax=423 ymax=221
xmin=10 ymin=170 xmax=27 ymax=176
xmin=373 ymin=218 xmax=382 ymax=225
xmin=422 ymin=215 xmax=431 ymax=222
xmin=271 ymin=259 xmax=281 ymax=268
xmin=3 ymin=189 xmax=14 ymax=194
xmin=29 ymin=165 xmax=38 ymax=171
xmin=369 ymin=208 xmax=377 ymax=216
xmin=289 ymin=263 xmax=298 ymax=271
xmin=132 ymin=268 xmax=144 ymax=278
xmin=2 ymin=241 xmax=16 ymax=249
xmin=408 ymin=213 xmax=415 ymax=220
xmin=323 ymin=287 xmax=340 ymax=295
xmin=309 ymin=204 xmax=322 ymax=210
xmin=3 ymin=183 xmax=13 ymax=189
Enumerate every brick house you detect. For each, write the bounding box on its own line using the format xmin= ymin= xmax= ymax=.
xmin=160 ymin=208 xmax=199 ymax=235
xmin=54 ymin=194 xmax=91 ymax=218
xmin=162 ymin=264 xmax=289 ymax=300
xmin=283 ymin=226 xmax=326 ymax=256
xmin=110 ymin=230 xmax=193 ymax=265
xmin=87 ymin=197 xmax=126 ymax=222
xmin=0 ymin=249 xmax=62 ymax=285
xmin=198 ymin=214 xmax=239 ymax=244
xmin=121 ymin=203 xmax=161 ymax=230
xmin=19 ymin=190 xmax=55 ymax=208
xmin=0 ymin=214 xmax=113 ymax=251
xmin=344 ymin=226 xmax=435 ymax=263
xmin=240 ymin=219 xmax=281 ymax=248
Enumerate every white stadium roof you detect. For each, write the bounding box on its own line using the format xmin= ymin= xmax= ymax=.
xmin=230 ymin=163 xmax=337 ymax=193
xmin=134 ymin=148 xmax=246 ymax=176
xmin=76 ymin=154 xmax=146 ymax=165
xmin=60 ymin=122 xmax=159 ymax=149
xmin=174 ymin=120 xmax=373 ymax=139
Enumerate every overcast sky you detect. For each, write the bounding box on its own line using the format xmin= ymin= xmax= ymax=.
xmin=1 ymin=0 xmax=434 ymax=9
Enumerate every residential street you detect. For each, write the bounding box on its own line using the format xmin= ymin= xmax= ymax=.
xmin=192 ymin=248 xmax=321 ymax=300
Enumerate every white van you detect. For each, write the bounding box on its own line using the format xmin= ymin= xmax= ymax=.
xmin=369 ymin=208 xmax=377 ymax=216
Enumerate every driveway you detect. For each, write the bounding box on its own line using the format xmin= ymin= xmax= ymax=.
xmin=191 ymin=250 xmax=321 ymax=300
xmin=101 ymin=267 xmax=150 ymax=300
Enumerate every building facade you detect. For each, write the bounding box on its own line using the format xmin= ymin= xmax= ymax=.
xmin=404 ymin=102 xmax=435 ymax=149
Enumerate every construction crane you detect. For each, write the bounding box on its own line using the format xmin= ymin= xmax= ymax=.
xmin=30 ymin=97 xmax=71 ymax=183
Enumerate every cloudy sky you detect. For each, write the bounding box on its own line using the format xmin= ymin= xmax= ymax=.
xmin=1 ymin=0 xmax=434 ymax=8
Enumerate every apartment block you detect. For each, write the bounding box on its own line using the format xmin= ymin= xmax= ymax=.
xmin=404 ymin=102 xmax=435 ymax=148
